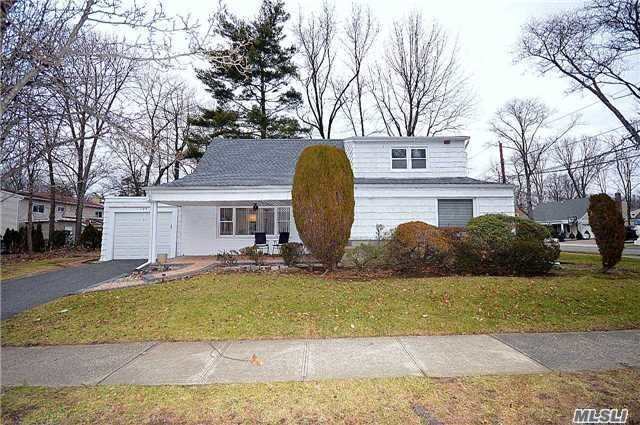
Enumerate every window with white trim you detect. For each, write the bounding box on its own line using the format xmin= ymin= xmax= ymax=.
xmin=219 ymin=206 xmax=291 ymax=236
xmin=411 ymin=148 xmax=427 ymax=168
xmin=32 ymin=204 xmax=44 ymax=213
xmin=277 ymin=207 xmax=290 ymax=233
xmin=95 ymin=211 xmax=103 ymax=217
xmin=391 ymin=148 xmax=407 ymax=169
xmin=391 ymin=148 xmax=427 ymax=170
xmin=220 ymin=208 xmax=233 ymax=235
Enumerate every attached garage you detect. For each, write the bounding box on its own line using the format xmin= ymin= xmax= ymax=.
xmin=100 ymin=198 xmax=177 ymax=261
xmin=438 ymin=199 xmax=474 ymax=227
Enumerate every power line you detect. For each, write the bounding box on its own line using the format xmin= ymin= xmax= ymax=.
xmin=504 ymin=147 xmax=640 ymax=179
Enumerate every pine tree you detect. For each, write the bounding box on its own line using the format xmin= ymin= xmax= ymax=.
xmin=190 ymin=0 xmax=307 ymax=153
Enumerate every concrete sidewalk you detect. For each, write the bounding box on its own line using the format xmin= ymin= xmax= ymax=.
xmin=2 ymin=330 xmax=638 ymax=387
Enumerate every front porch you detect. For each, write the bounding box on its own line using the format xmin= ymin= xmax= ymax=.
xmin=145 ymin=185 xmax=300 ymax=263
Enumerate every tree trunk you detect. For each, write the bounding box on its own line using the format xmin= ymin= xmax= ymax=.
xmin=260 ymin=76 xmax=267 ymax=139
xmin=524 ymin=169 xmax=534 ymax=218
xmin=74 ymin=180 xmax=85 ymax=244
xmin=26 ymin=191 xmax=33 ymax=254
xmin=173 ymin=159 xmax=180 ymax=180
xmin=47 ymin=152 xmax=56 ymax=250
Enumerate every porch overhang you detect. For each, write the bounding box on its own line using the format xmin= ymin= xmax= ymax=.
xmin=145 ymin=185 xmax=293 ymax=205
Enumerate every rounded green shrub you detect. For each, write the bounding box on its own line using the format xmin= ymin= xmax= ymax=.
xmin=588 ymin=194 xmax=625 ymax=272
xmin=292 ymin=145 xmax=354 ymax=271
xmin=457 ymin=214 xmax=557 ymax=276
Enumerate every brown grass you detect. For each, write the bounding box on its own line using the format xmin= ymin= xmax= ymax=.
xmin=2 ymin=369 xmax=639 ymax=424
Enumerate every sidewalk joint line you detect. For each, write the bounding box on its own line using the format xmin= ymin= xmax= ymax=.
xmin=96 ymin=342 xmax=159 ymax=385
xmin=199 ymin=341 xmax=232 ymax=384
xmin=489 ymin=335 xmax=553 ymax=372
xmin=301 ymin=341 xmax=309 ymax=381
xmin=396 ymin=337 xmax=427 ymax=377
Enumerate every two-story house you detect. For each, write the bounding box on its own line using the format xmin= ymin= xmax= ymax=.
xmin=99 ymin=137 xmax=515 ymax=261
xmin=0 ymin=190 xmax=104 ymax=241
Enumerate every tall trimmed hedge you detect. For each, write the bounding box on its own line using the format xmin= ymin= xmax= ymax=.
xmin=292 ymin=145 xmax=354 ymax=270
xmin=588 ymin=194 xmax=624 ymax=272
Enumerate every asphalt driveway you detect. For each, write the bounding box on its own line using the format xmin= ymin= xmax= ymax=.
xmin=1 ymin=260 xmax=144 ymax=320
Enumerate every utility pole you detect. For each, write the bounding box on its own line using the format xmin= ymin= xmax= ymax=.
xmin=498 ymin=141 xmax=506 ymax=184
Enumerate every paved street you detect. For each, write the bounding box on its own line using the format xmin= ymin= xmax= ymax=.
xmin=1 ymin=260 xmax=144 ymax=320
xmin=560 ymin=240 xmax=640 ymax=257
xmin=2 ymin=330 xmax=638 ymax=387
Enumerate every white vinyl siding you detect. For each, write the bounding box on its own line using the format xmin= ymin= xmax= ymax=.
xmin=437 ymin=199 xmax=474 ymax=227
xmin=347 ymin=139 xmax=467 ymax=178
xmin=350 ymin=184 xmax=515 ymax=240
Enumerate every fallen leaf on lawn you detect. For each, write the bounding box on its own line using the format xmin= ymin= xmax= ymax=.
xmin=350 ymin=324 xmax=355 ymax=329
xmin=249 ymin=354 xmax=263 ymax=366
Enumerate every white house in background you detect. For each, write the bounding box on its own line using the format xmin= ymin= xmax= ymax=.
xmin=99 ymin=137 xmax=515 ymax=262
xmin=0 ymin=189 xmax=103 ymax=240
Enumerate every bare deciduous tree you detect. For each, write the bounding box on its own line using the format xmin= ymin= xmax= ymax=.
xmin=553 ymin=137 xmax=604 ymax=198
xmin=341 ymin=3 xmax=378 ymax=137
xmin=610 ymin=139 xmax=640 ymax=222
xmin=371 ymin=12 xmax=473 ymax=137
xmin=108 ymin=74 xmax=196 ymax=195
xmin=544 ymin=172 xmax=576 ymax=201
xmin=519 ymin=0 xmax=640 ymax=146
xmin=490 ymin=98 xmax=575 ymax=217
xmin=53 ymin=31 xmax=136 ymax=242
xmin=1 ymin=0 xmax=201 ymax=119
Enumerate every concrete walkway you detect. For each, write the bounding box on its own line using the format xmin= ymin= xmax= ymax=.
xmin=2 ymin=330 xmax=638 ymax=387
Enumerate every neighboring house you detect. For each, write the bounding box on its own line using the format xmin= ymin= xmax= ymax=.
xmin=100 ymin=136 xmax=515 ymax=262
xmin=532 ymin=197 xmax=628 ymax=239
xmin=631 ymin=208 xmax=640 ymax=226
xmin=0 ymin=190 xmax=23 ymax=234
xmin=0 ymin=190 xmax=104 ymax=240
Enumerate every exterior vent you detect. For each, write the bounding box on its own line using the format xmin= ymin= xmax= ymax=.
xmin=443 ymin=140 xmax=450 ymax=144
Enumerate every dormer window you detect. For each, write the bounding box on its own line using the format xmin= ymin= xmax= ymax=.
xmin=411 ymin=148 xmax=427 ymax=168
xmin=391 ymin=149 xmax=407 ymax=169
xmin=391 ymin=148 xmax=427 ymax=170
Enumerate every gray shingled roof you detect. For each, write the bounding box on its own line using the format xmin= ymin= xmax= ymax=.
xmin=161 ymin=139 xmax=343 ymax=187
xmin=532 ymin=198 xmax=589 ymax=222
xmin=158 ymin=139 xmax=504 ymax=188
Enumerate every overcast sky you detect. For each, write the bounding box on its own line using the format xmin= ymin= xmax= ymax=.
xmin=159 ymin=0 xmax=634 ymax=178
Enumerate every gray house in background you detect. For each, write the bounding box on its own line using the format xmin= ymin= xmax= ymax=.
xmin=533 ymin=196 xmax=628 ymax=239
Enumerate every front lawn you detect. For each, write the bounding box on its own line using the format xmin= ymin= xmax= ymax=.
xmin=2 ymin=253 xmax=639 ymax=346
xmin=1 ymin=252 xmax=98 ymax=281
xmin=2 ymin=369 xmax=639 ymax=424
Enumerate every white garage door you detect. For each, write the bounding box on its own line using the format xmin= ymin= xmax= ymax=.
xmin=112 ymin=212 xmax=172 ymax=259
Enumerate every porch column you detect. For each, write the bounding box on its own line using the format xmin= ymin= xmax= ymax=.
xmin=148 ymin=200 xmax=158 ymax=263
